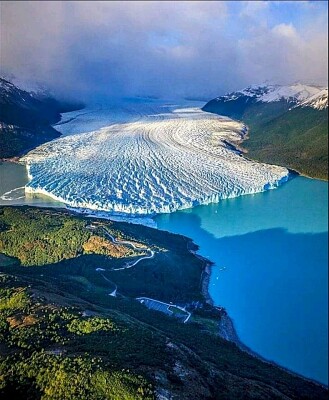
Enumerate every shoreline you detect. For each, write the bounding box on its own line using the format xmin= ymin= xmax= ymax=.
xmin=187 ymin=240 xmax=214 ymax=306
xmin=187 ymin=235 xmax=328 ymax=389
xmin=0 ymin=155 xmax=328 ymax=386
xmin=187 ymin=237 xmax=257 ymax=350
xmin=215 ymin=118 xmax=328 ymax=182
xmin=0 ymin=202 xmax=327 ymax=389
xmin=187 ymin=236 xmax=276 ymax=356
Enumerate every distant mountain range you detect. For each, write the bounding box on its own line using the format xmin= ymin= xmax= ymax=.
xmin=205 ymin=83 xmax=328 ymax=115
xmin=1 ymin=78 xmax=327 ymax=179
xmin=203 ymin=84 xmax=328 ymax=179
xmin=0 ymin=78 xmax=84 ymax=159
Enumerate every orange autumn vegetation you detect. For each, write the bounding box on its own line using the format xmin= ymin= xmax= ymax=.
xmin=82 ymin=235 xmax=132 ymax=258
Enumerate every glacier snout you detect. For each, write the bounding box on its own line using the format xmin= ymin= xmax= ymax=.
xmin=22 ymin=101 xmax=289 ymax=216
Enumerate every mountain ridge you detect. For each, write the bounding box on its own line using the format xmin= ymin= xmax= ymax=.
xmin=203 ymin=83 xmax=328 ymax=180
xmin=0 ymin=78 xmax=84 ymax=159
xmin=215 ymin=83 xmax=328 ymax=110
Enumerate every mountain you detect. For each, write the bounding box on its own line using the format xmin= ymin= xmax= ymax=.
xmin=202 ymin=84 xmax=328 ymax=179
xmin=0 ymin=78 xmax=84 ymax=159
xmin=298 ymin=88 xmax=328 ymax=110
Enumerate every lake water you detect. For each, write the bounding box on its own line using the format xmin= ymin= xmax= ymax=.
xmin=0 ymin=162 xmax=63 ymax=208
xmin=1 ymin=161 xmax=328 ymax=384
xmin=156 ymin=176 xmax=328 ymax=385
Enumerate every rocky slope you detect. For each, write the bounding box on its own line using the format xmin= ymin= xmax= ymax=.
xmin=0 ymin=78 xmax=83 ymax=159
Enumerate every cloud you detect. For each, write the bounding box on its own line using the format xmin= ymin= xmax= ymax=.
xmin=237 ymin=19 xmax=327 ymax=87
xmin=239 ymin=1 xmax=269 ymax=19
xmin=0 ymin=1 xmax=327 ymax=101
xmin=272 ymin=23 xmax=298 ymax=39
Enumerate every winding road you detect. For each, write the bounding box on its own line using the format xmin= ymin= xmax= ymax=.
xmin=94 ymin=227 xmax=192 ymax=323
xmin=94 ymin=226 xmax=155 ymax=295
xmin=101 ymin=227 xmax=155 ymax=271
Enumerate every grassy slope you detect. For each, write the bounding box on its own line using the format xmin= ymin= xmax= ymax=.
xmin=203 ymin=100 xmax=328 ymax=180
xmin=0 ymin=206 xmax=328 ymax=399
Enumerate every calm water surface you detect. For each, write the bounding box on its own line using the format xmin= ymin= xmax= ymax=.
xmin=156 ymin=176 xmax=328 ymax=384
xmin=1 ymin=161 xmax=328 ymax=384
xmin=0 ymin=162 xmax=63 ymax=208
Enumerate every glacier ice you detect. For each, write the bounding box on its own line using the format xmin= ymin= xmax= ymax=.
xmin=22 ymin=99 xmax=289 ymax=216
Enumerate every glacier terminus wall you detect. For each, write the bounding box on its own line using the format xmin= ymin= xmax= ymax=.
xmin=22 ymin=99 xmax=289 ymax=216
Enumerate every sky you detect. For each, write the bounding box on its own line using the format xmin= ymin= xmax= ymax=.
xmin=0 ymin=1 xmax=328 ymax=101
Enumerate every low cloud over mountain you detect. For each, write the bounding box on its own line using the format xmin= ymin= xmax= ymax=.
xmin=1 ymin=1 xmax=328 ymax=100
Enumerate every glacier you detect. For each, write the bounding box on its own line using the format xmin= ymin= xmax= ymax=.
xmin=22 ymin=99 xmax=289 ymax=216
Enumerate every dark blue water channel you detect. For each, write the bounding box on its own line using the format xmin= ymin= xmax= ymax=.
xmin=156 ymin=176 xmax=328 ymax=384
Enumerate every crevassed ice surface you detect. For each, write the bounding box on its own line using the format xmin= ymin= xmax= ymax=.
xmin=22 ymin=99 xmax=289 ymax=216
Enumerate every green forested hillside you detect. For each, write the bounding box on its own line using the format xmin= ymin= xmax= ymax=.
xmin=203 ymin=100 xmax=328 ymax=180
xmin=0 ymin=207 xmax=328 ymax=399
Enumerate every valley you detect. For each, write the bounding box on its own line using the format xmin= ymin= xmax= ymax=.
xmin=1 ymin=1 xmax=328 ymax=398
xmin=0 ymin=79 xmax=328 ymax=395
xmin=0 ymin=78 xmax=83 ymax=160
xmin=22 ymin=100 xmax=289 ymax=216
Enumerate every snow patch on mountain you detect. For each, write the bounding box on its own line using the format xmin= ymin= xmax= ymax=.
xmin=22 ymin=100 xmax=289 ymax=217
xmin=298 ymin=88 xmax=328 ymax=111
xmin=1 ymin=75 xmax=49 ymax=98
xmin=218 ymin=83 xmax=328 ymax=110
xmin=258 ymin=84 xmax=319 ymax=103
xmin=0 ymin=78 xmax=25 ymax=99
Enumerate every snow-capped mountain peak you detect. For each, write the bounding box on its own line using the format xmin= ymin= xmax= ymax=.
xmin=258 ymin=83 xmax=320 ymax=103
xmin=217 ymin=83 xmax=328 ymax=110
xmin=298 ymin=88 xmax=328 ymax=111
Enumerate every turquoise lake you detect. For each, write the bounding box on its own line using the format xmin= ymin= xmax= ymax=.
xmin=1 ymin=161 xmax=328 ymax=384
xmin=156 ymin=176 xmax=328 ymax=384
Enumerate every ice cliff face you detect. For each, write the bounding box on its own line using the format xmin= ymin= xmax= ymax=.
xmin=22 ymin=100 xmax=289 ymax=216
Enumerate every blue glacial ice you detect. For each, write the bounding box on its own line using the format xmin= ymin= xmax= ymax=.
xmin=22 ymin=99 xmax=289 ymax=216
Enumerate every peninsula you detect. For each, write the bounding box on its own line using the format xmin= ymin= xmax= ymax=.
xmin=0 ymin=206 xmax=327 ymax=399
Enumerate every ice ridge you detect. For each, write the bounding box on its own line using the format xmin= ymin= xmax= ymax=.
xmin=22 ymin=100 xmax=289 ymax=216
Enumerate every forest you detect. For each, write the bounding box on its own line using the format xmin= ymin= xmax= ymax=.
xmin=0 ymin=207 xmax=328 ymax=399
